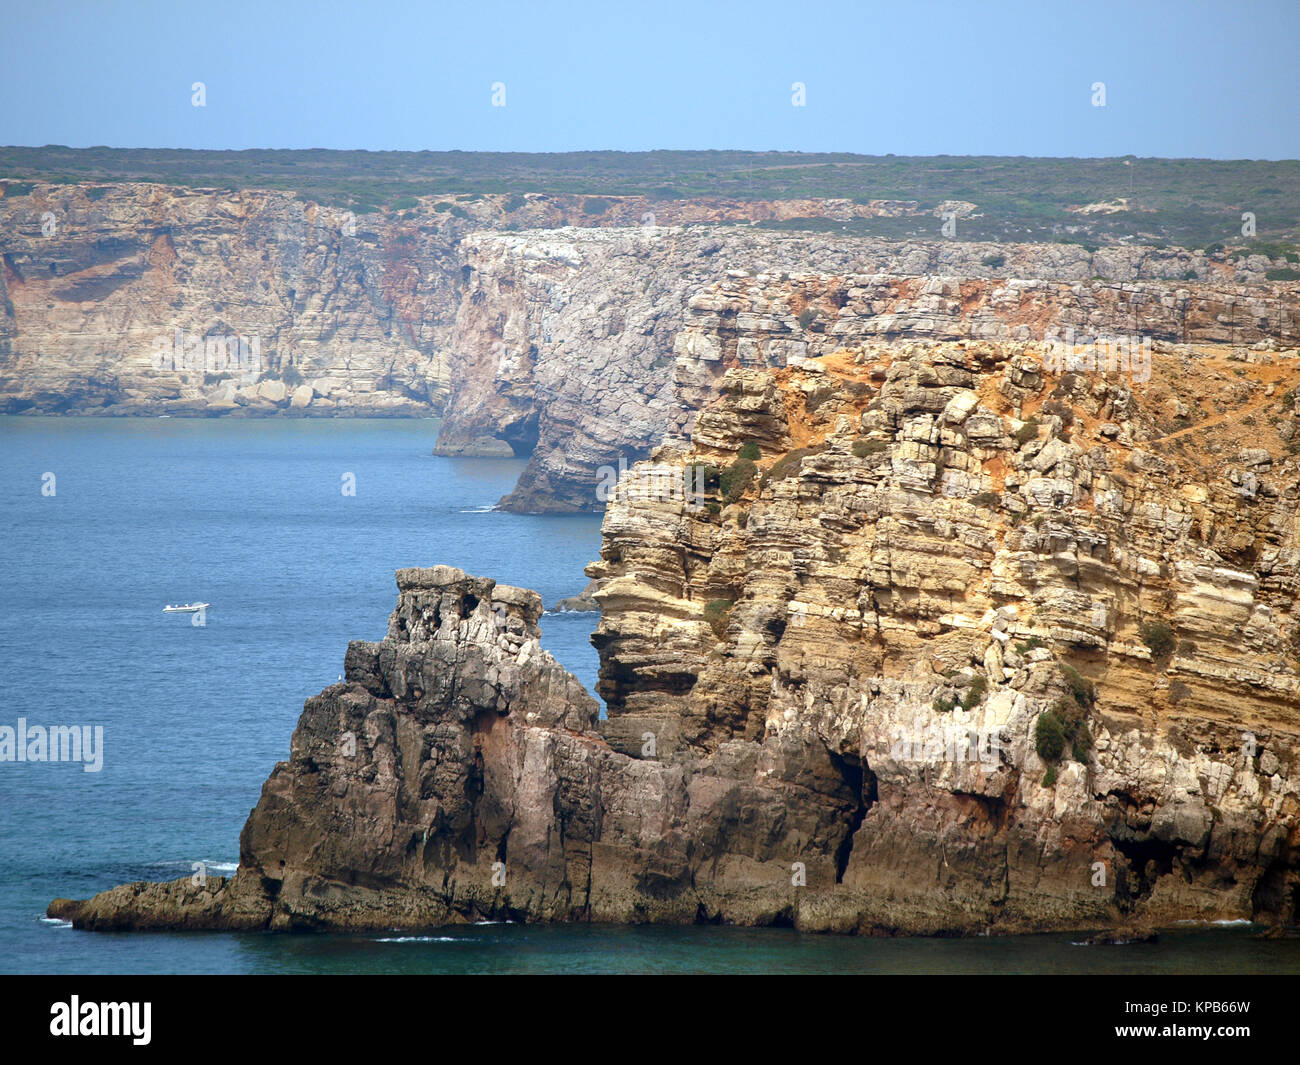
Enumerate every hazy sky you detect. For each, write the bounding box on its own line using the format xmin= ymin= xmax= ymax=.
xmin=2 ymin=0 xmax=1296 ymax=158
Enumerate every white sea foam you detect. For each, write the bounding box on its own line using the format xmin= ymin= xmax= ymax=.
xmin=1172 ymin=918 xmax=1254 ymax=927
xmin=373 ymin=935 xmax=462 ymax=943
xmin=459 ymin=504 xmax=497 ymax=514
xmin=40 ymin=917 xmax=73 ymax=928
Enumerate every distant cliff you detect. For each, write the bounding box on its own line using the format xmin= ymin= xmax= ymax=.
xmin=0 ymin=182 xmax=473 ymax=415
xmin=4 ymin=180 xmax=1297 ymax=514
xmin=0 ymin=182 xmax=922 ymax=419
xmin=435 ymin=228 xmax=1296 ymax=512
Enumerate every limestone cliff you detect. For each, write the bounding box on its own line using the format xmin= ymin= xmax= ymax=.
xmin=0 ymin=182 xmax=938 ymax=419
xmin=436 ymin=230 xmax=1296 ymax=512
xmin=0 ymin=183 xmax=485 ymax=415
xmin=586 ymin=339 xmax=1300 ymax=930
xmin=48 ymin=336 xmax=1300 ymax=933
xmin=7 ymin=177 xmax=1294 ymax=517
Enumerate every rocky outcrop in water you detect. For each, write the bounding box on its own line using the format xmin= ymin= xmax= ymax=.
xmin=49 ymin=566 xmax=869 ymax=931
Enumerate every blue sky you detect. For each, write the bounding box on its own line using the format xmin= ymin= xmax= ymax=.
xmin=1 ymin=0 xmax=1296 ymax=158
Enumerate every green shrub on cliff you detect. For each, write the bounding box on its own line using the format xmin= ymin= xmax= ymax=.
xmin=720 ymin=458 xmax=757 ymax=504
xmin=961 ymin=676 xmax=988 ymax=711
xmin=1036 ymin=687 xmax=1094 ymax=767
xmin=703 ymin=599 xmax=734 ymax=639
xmin=1139 ymin=619 xmax=1176 ymax=663
xmin=737 ymin=441 xmax=761 ymax=461
xmin=852 ymin=438 xmax=888 ymax=458
xmin=762 ymin=445 xmax=827 ymax=487
xmin=691 ymin=464 xmax=722 ymax=495
xmin=1014 ymin=418 xmax=1040 ymax=446
xmin=1060 ymin=662 xmax=1096 ymax=708
xmin=1035 ymin=710 xmax=1067 ymax=762
xmin=1071 ymin=726 xmax=1093 ymax=762
xmin=1041 ymin=398 xmax=1075 ymax=428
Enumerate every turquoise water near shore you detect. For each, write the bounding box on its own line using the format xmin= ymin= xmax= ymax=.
xmin=2 ymin=416 xmax=1298 ymax=975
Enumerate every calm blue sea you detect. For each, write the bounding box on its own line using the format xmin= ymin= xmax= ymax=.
xmin=1 ymin=416 xmax=1297 ymax=974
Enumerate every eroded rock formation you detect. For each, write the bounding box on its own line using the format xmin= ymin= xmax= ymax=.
xmin=7 ymin=177 xmax=1296 ymax=516
xmin=0 ymin=183 xmax=481 ymax=415
xmin=587 ymin=339 xmax=1300 ymax=930
xmin=49 ymin=566 xmax=868 ymax=931
xmin=50 ymin=337 xmax=1300 ymax=934
xmin=436 ymin=232 xmax=1298 ymax=512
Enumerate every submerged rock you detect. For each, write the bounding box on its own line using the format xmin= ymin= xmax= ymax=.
xmin=1077 ymin=927 xmax=1159 ymax=946
xmin=549 ymin=579 xmax=604 ymax=613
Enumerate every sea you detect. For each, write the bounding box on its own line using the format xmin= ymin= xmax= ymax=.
xmin=1 ymin=415 xmax=1297 ymax=975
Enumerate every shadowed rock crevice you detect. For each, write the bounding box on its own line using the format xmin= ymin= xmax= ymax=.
xmin=831 ymin=754 xmax=873 ymax=884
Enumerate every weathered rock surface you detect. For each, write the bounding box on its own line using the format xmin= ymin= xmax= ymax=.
xmin=3 ymin=185 xmax=916 ymax=418
xmin=0 ymin=182 xmax=999 ymax=420
xmin=50 ymin=569 xmax=868 ymax=931
xmin=9 ymin=178 xmax=1294 ymax=518
xmin=50 ymin=338 xmax=1300 ymax=934
xmin=50 ymin=566 xmax=863 ymax=931
xmin=586 ymin=340 xmax=1300 ymax=930
xmin=0 ymin=183 xmax=480 ymax=415
xmin=549 ymin=578 xmax=604 ymax=613
xmin=435 ymin=229 xmax=1299 ymax=512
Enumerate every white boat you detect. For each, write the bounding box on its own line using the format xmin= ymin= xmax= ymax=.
xmin=163 ymin=602 xmax=210 ymax=613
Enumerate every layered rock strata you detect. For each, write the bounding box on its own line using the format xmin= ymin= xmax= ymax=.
xmin=586 ymin=340 xmax=1300 ymax=930
xmin=436 ymin=231 xmax=1298 ymax=511
xmin=6 ymin=176 xmax=1294 ymax=515
xmin=49 ymin=566 xmax=869 ymax=931
xmin=2 ymin=184 xmax=916 ymax=416
xmin=0 ymin=183 xmax=479 ymax=415
xmin=51 ymin=338 xmax=1300 ymax=933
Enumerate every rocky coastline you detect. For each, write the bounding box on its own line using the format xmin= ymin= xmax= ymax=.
xmin=5 ymin=179 xmax=1298 ymax=516
xmin=49 ymin=336 xmax=1300 ymax=935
